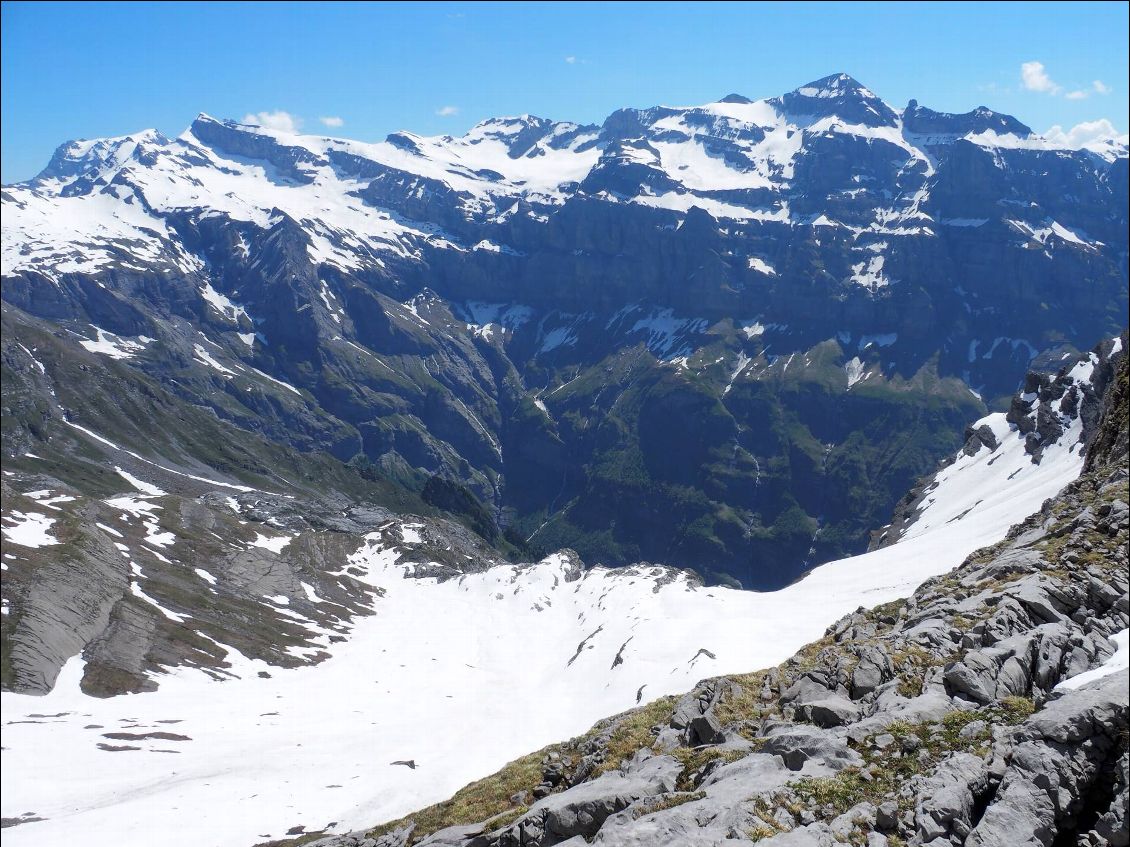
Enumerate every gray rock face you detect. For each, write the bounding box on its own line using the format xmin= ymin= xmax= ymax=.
xmin=781 ymin=673 xmax=863 ymax=726
xmin=415 ymin=823 xmax=490 ymax=846
xmin=4 ymin=516 xmax=128 ymax=693
xmin=488 ymin=752 xmax=680 ymax=846
xmin=800 ymin=695 xmax=862 ymax=728
xmin=688 ymin=712 xmax=725 ymax=746
xmin=306 ymin=829 xmax=409 ymax=847
xmin=967 ymin=671 xmax=1129 ymax=847
xmin=1091 ymin=748 xmax=1130 ymax=847
xmin=851 ymin=646 xmax=894 ymax=699
xmin=911 ymin=753 xmax=990 ymax=843
xmin=0 ymin=392 xmax=519 ymax=697
xmin=760 ymin=726 xmax=864 ymax=772
xmin=757 ymin=824 xmax=839 ymax=846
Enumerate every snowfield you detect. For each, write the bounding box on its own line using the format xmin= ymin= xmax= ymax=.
xmin=0 ymin=402 xmax=1091 ymax=847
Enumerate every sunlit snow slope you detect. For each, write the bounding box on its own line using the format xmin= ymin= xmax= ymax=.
xmin=0 ymin=363 xmax=1097 ymax=846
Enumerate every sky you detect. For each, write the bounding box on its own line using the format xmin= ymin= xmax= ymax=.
xmin=2 ymin=1 xmax=1127 ymax=183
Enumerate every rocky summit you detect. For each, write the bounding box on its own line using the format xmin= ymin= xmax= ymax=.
xmin=3 ymin=73 xmax=1127 ymax=588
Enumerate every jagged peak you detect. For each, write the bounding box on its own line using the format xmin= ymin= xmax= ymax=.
xmin=792 ymin=72 xmax=879 ymax=100
xmin=460 ymin=114 xmax=600 ymax=159
xmin=769 ymin=72 xmax=898 ymax=127
xmin=186 ymin=113 xmax=322 ymax=145
xmin=903 ymin=99 xmax=1033 ymax=139
xmin=30 ymin=128 xmax=167 ymax=186
xmin=62 ymin=127 xmax=165 ymax=153
xmin=187 ymin=112 xmax=272 ymax=141
xmin=602 ymin=136 xmax=661 ymax=158
xmin=469 ymin=114 xmax=553 ymax=133
xmin=184 ymin=113 xmax=232 ymax=141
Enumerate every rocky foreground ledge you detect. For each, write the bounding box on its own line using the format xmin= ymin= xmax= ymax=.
xmin=283 ymin=355 xmax=1129 ymax=847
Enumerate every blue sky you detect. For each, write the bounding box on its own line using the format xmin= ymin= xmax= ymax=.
xmin=2 ymin=1 xmax=1127 ymax=182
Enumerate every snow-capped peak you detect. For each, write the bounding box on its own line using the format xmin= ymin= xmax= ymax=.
xmin=771 ymin=72 xmax=900 ymax=127
xmin=795 ymin=71 xmax=877 ymax=99
xmin=33 ymin=129 xmax=167 ymax=188
xmin=3 ymin=75 xmax=1125 ymax=283
xmin=468 ymin=114 xmax=550 ymax=133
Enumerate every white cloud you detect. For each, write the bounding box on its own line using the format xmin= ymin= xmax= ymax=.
xmin=1020 ymin=63 xmax=1111 ymax=101
xmin=436 ymin=105 xmax=459 ymax=117
xmin=1042 ymin=118 xmax=1124 ymax=148
xmin=1021 ymin=61 xmax=1061 ymax=94
xmin=241 ymin=110 xmax=301 ymax=132
xmin=319 ymin=116 xmax=344 ymax=128
xmin=565 ymin=56 xmax=577 ymax=64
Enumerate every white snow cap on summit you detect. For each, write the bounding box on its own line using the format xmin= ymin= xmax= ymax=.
xmin=795 ymin=72 xmax=879 ymax=99
xmin=2 ymin=76 xmax=1124 ymax=281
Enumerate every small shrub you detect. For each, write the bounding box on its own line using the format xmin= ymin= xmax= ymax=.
xmin=998 ymin=696 xmax=1035 ymax=724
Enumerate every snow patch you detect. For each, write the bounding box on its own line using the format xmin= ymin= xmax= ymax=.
xmin=130 ymin=576 xmax=188 ymax=623
xmin=194 ymin=568 xmax=218 ymax=586
xmin=747 ymin=256 xmax=776 ymax=276
xmin=249 ymin=533 xmax=293 ymax=554
xmin=199 ymin=282 xmax=249 ymax=322
xmin=849 ymin=255 xmax=891 ymax=290
xmin=192 ymin=343 xmax=237 ymax=377
xmin=1056 ymin=629 xmax=1130 ymax=690
xmin=844 ymin=356 xmax=867 ymax=388
xmin=79 ymin=327 xmax=151 ymax=360
xmin=115 ymin=468 xmax=167 ymax=496
xmin=1 ymin=512 xmax=60 ymax=547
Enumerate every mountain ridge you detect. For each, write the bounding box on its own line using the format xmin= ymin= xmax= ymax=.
xmin=25 ymin=71 xmax=1113 ymax=187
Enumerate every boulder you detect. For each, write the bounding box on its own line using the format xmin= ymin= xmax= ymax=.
xmin=800 ymin=695 xmax=862 ymax=728
xmin=760 ymin=726 xmax=863 ymax=772
xmin=490 ymin=752 xmax=680 ymax=846
xmin=912 ymin=753 xmax=989 ymax=843
xmin=966 ymin=671 xmax=1129 ymax=847
xmin=688 ymin=712 xmax=725 ymax=746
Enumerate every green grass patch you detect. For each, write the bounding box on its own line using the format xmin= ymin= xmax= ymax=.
xmin=593 ymin=695 xmax=679 ymax=775
xmin=366 ymin=747 xmax=547 ymax=843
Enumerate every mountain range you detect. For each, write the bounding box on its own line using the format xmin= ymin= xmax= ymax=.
xmin=4 ymin=72 xmax=1127 ymax=588
xmin=1 ymin=72 xmax=1128 ymax=846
